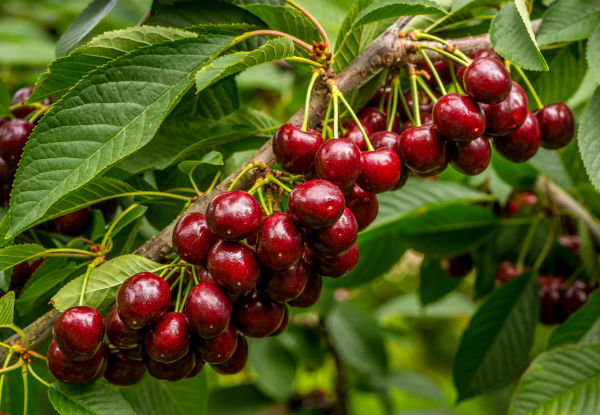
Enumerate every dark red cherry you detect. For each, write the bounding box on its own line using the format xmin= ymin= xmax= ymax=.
xmin=173 ymin=213 xmax=217 ymax=265
xmin=370 ymin=130 xmax=401 ymax=151
xmin=261 ymin=261 xmax=310 ymax=303
xmin=186 ymin=351 xmax=205 ymax=378
xmin=399 ymin=89 xmax=440 ymax=120
xmin=53 ymin=208 xmax=92 ymax=236
xmin=450 ymin=135 xmax=491 ymax=175
xmin=563 ymin=280 xmax=592 ymax=316
xmin=144 ymin=312 xmax=191 ymax=363
xmin=185 ymin=282 xmax=232 ymax=338
xmin=117 ymin=272 xmax=171 ymax=329
xmin=106 ymin=305 xmax=143 ymax=349
xmin=469 ymin=49 xmax=501 ymax=61
xmin=196 ymin=264 xmax=218 ymax=284
xmin=104 ymin=350 xmax=146 ymax=386
xmin=345 ymin=184 xmax=378 ymax=231
xmin=206 ymin=191 xmax=262 ymax=241
xmin=495 ymin=261 xmax=525 ymax=285
xmin=315 ymin=244 xmax=359 ymax=278
xmin=94 ymin=198 xmax=119 ymax=222
xmin=53 ymin=306 xmax=104 ymax=362
xmin=441 ymin=253 xmax=474 ymax=278
xmin=256 ymin=212 xmax=303 ymax=270
xmin=398 ymin=126 xmax=448 ymax=175
xmin=273 ymin=123 xmax=323 ymax=174
xmin=8 ymin=261 xmax=30 ymax=292
xmin=10 ymin=87 xmax=35 ymax=118
xmin=359 ymin=107 xmax=387 ymax=132
xmin=535 ymin=103 xmax=575 ymax=149
xmin=480 ymin=81 xmax=528 ymax=136
xmin=493 ymin=111 xmax=540 ymax=162
xmin=463 ymin=57 xmax=512 ymax=104
xmin=120 ymin=344 xmax=143 ymax=362
xmin=211 ymin=335 xmax=248 ymax=375
xmin=342 ymin=119 xmax=373 ymax=151
xmin=288 ymin=179 xmax=345 ymax=229
xmin=369 ymin=85 xmax=392 ymax=106
xmin=47 ymin=340 xmax=106 ymax=385
xmin=269 ymin=305 xmax=290 ymax=336
xmin=456 ymin=66 xmax=467 ymax=86
xmin=307 ymin=208 xmax=358 ymax=258
xmin=558 ymin=234 xmax=580 ymax=258
xmin=144 ymin=350 xmax=196 ymax=381
xmin=0 ymin=119 xmax=34 ymax=165
xmin=233 ymin=291 xmax=284 ymax=338
xmin=0 ymin=157 xmax=12 ymax=185
xmin=419 ymin=60 xmax=452 ymax=85
xmin=433 ymin=93 xmax=486 ymax=141
xmin=357 ymin=148 xmax=401 ymax=194
xmin=207 ymin=241 xmax=261 ymax=294
xmin=314 ymin=139 xmax=362 ymax=191
xmin=539 ymin=275 xmax=566 ymax=325
xmin=199 ymin=325 xmax=238 ymax=363
xmin=288 ymin=271 xmax=322 ymax=308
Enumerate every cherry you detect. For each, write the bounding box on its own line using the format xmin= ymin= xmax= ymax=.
xmin=441 ymin=253 xmax=474 ymax=278
xmin=495 ymin=261 xmax=524 ymax=285
xmin=370 ymin=130 xmax=400 ymax=151
xmin=539 ymin=275 xmax=566 ymax=325
xmin=399 ymin=89 xmax=440 ymax=120
xmin=211 ymin=334 xmax=248 ymax=375
xmin=233 ymin=291 xmax=285 ymax=337
xmin=456 ymin=66 xmax=466 ymax=86
xmin=53 ymin=208 xmax=92 ymax=236
xmin=198 ymin=325 xmax=238 ymax=363
xmin=53 ymin=306 xmax=105 ymax=362
xmin=433 ymin=93 xmax=486 ymax=141
xmin=450 ymin=135 xmax=491 ymax=175
xmin=104 ymin=349 xmax=146 ymax=386
xmin=463 ymin=57 xmax=512 ymax=104
xmin=398 ymin=126 xmax=448 ymax=175
xmin=262 ymin=261 xmax=310 ymax=303
xmin=0 ymin=157 xmax=12 ymax=185
xmin=117 ymin=272 xmax=171 ymax=329
xmin=185 ymin=281 xmax=232 ymax=338
xmin=419 ymin=60 xmax=452 ymax=85
xmin=357 ymin=148 xmax=402 ymax=194
xmin=307 ymin=208 xmax=358 ymax=258
xmin=288 ymin=179 xmax=345 ymax=229
xmin=256 ymin=212 xmax=303 ymax=270
xmin=269 ymin=305 xmax=290 ymax=336
xmin=314 ymin=139 xmax=362 ymax=192
xmin=480 ymin=82 xmax=528 ymax=136
xmin=144 ymin=350 xmax=196 ymax=381
xmin=470 ymin=49 xmax=501 ymax=61
xmin=94 ymin=198 xmax=119 ymax=223
xmin=106 ymin=305 xmax=143 ymax=349
xmin=288 ymin=271 xmax=322 ymax=308
xmin=345 ymin=184 xmax=378 ymax=231
xmin=120 ymin=344 xmax=143 ymax=361
xmin=196 ymin=264 xmax=218 ymax=285
xmin=535 ymin=103 xmax=575 ymax=149
xmin=0 ymin=119 xmax=34 ymax=165
xmin=343 ymin=119 xmax=373 ymax=151
xmin=558 ymin=234 xmax=580 ymax=258
xmin=8 ymin=261 xmax=30 ymax=293
xmin=492 ymin=111 xmax=540 ymax=162
xmin=173 ymin=213 xmax=217 ymax=265
xmin=315 ymin=244 xmax=359 ymax=278
xmin=369 ymin=85 xmax=392 ymax=106
xmin=30 ymin=258 xmax=46 ymax=274
xmin=144 ymin=312 xmax=191 ymax=363
xmin=10 ymin=87 xmax=35 ymax=118
xmin=206 ymin=191 xmax=262 ymax=241
xmin=207 ymin=241 xmax=261 ymax=294
xmin=47 ymin=340 xmax=106 ymax=385
xmin=186 ymin=351 xmax=205 ymax=378
xmin=273 ymin=123 xmax=323 ymax=174
xmin=506 ymin=191 xmax=539 ymax=216
xmin=563 ymin=280 xmax=592 ymax=316
xmin=359 ymin=107 xmax=387 ymax=132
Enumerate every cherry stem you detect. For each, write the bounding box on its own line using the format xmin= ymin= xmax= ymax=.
xmin=423 ymin=14 xmax=452 ymax=33
xmin=26 ymin=106 xmax=47 ymax=124
xmin=335 ymin=88 xmax=374 ymax=151
xmin=409 ymin=69 xmax=421 ymax=127
xmin=516 ymin=215 xmax=541 ymax=270
xmin=416 ymin=76 xmax=439 ymax=103
xmin=533 ymin=224 xmax=555 ymax=271
xmin=511 ymin=64 xmax=544 ymax=109
xmin=206 ymin=171 xmax=221 ymax=194
xmin=228 ymin=161 xmax=265 ymax=191
xmin=332 ymin=91 xmax=340 ymax=139
xmin=123 ymin=191 xmax=191 ymax=201
xmin=44 ymin=248 xmax=99 ymax=257
xmin=302 ymin=70 xmax=321 ymax=131
xmin=449 ymin=62 xmax=465 ymax=94
xmin=235 ymin=30 xmax=312 ymax=54
xmin=0 ymin=358 xmax=24 ymax=375
xmin=257 ymin=187 xmax=271 ymax=215
xmin=78 ymin=263 xmax=95 ymax=306
xmin=174 ymin=269 xmax=185 ymax=311
xmin=398 ymin=79 xmax=415 ymax=125
xmin=418 ymin=45 xmax=470 ymax=67
xmin=387 ymin=77 xmax=400 ymax=132
xmin=378 ymin=68 xmax=392 ymax=112
xmin=0 ymin=349 xmax=14 ymax=405
xmin=284 ymin=56 xmax=322 ymax=67
xmin=0 ymin=325 xmax=30 ymax=350
xmin=100 ymin=203 xmax=139 ymax=253
xmin=430 ymin=15 xmax=494 ymax=33
xmin=191 ymin=266 xmax=199 ymax=285
xmin=322 ymin=98 xmax=332 ymax=139
xmin=283 ymin=0 xmax=331 ymax=51
xmin=21 ymin=365 xmax=28 ymax=415
xmin=178 ymin=279 xmax=193 ymax=313
xmin=414 ymin=31 xmax=472 ymax=64
xmin=187 ymin=166 xmax=201 ymax=196
xmin=159 ymin=257 xmax=180 ymax=277
xmin=27 ymin=363 xmax=50 ymax=388
xmin=268 ymin=174 xmax=293 ymax=194
xmin=418 ymin=49 xmax=447 ymax=95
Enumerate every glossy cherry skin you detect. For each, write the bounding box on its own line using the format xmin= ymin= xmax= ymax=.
xmin=144 ymin=312 xmax=191 ymax=363
xmin=563 ymin=280 xmax=592 ymax=316
xmin=480 ymin=82 xmax=528 ymax=136
xmin=10 ymin=87 xmax=35 ymax=118
xmin=359 ymin=107 xmax=387 ymax=132
xmin=536 ymin=103 xmax=575 ymax=149
xmin=206 ymin=191 xmax=262 ymax=241
xmin=233 ymin=291 xmax=285 ymax=338
xmin=207 ymin=241 xmax=261 ymax=294
xmin=539 ymin=275 xmax=566 ymax=325
xmin=399 ymin=89 xmax=440 ymax=120
xmin=144 ymin=350 xmax=196 ymax=381
xmin=269 ymin=305 xmax=290 ymax=337
xmin=0 ymin=119 xmax=34 ymax=165
xmin=211 ymin=334 xmax=248 ymax=374
xmin=196 ymin=264 xmax=218 ymax=284
xmin=463 ymin=57 xmax=512 ymax=104
xmin=470 ymin=49 xmax=501 ymax=61
xmin=106 ymin=305 xmax=143 ymax=349
xmin=104 ymin=350 xmax=146 ymax=387
xmin=53 ymin=208 xmax=92 ymax=236
xmin=493 ymin=111 xmax=541 ymax=162
xmin=198 ymin=325 xmax=238 ymax=363
xmin=53 ymin=306 xmax=105 ymax=362
xmin=345 ymin=184 xmax=378 ymax=231
xmin=398 ymin=126 xmax=448 ymax=175
xmin=185 ymin=282 xmax=232 ymax=338
xmin=456 ymin=66 xmax=466 ymax=86
xmin=357 ymin=148 xmax=402 ymax=194
xmin=47 ymin=340 xmax=106 ymax=385
xmin=433 ymin=93 xmax=486 ymax=141
xmin=342 ymin=119 xmax=373 ymax=151
xmin=314 ymin=139 xmax=362 ymax=192
xmin=315 ymin=244 xmax=359 ymax=278
xmin=173 ymin=213 xmax=217 ymax=265
xmin=441 ymin=253 xmax=474 ymax=278
xmin=450 ymin=135 xmax=491 ymax=176
xmin=307 ymin=208 xmax=358 ymax=258
xmin=370 ymin=130 xmax=401 ymax=151
xmin=273 ymin=123 xmax=323 ymax=174
xmin=288 ymin=179 xmax=345 ymax=229
xmin=117 ymin=272 xmax=171 ymax=329
xmin=288 ymin=271 xmax=322 ymax=308
xmin=256 ymin=213 xmax=303 ymax=270
xmin=261 ymin=261 xmax=310 ymax=303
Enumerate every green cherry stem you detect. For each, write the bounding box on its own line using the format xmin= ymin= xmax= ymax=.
xmin=21 ymin=365 xmax=28 ymax=415
xmin=178 ymin=280 xmax=193 ymax=313
xmin=387 ymin=76 xmax=400 ymax=132
xmin=191 ymin=265 xmax=199 ymax=285
xmin=78 ymin=263 xmax=95 ymax=306
xmin=228 ymin=161 xmax=265 ymax=191
xmin=335 ymin=88 xmax=374 ymax=151
xmin=398 ymin=78 xmax=415 ymax=125
xmin=283 ymin=0 xmax=330 ymax=50
xmin=449 ymin=62 xmax=465 ymax=94
xmin=416 ymin=76 xmax=439 ymax=103
xmin=206 ymin=171 xmax=221 ymax=193
xmin=322 ymin=98 xmax=332 ymax=139
xmin=533 ymin=224 xmax=555 ymax=271
xmin=284 ymin=56 xmax=322 ymax=67
xmin=302 ymin=70 xmax=322 ymax=131
xmin=268 ymin=174 xmax=293 ymax=194
xmin=409 ymin=69 xmax=421 ymax=127
xmin=234 ymin=30 xmax=312 ymax=54
xmin=27 ymin=363 xmax=50 ymax=388
xmin=257 ymin=187 xmax=271 ymax=215
xmin=378 ymin=68 xmax=392 ymax=112
xmin=100 ymin=203 xmax=140 ymax=252
xmin=332 ymin=90 xmax=340 ymax=139
xmin=414 ymin=31 xmax=472 ymax=64
xmin=418 ymin=44 xmax=470 ymax=67
xmin=418 ymin=48 xmax=447 ymax=95
xmin=516 ymin=215 xmax=541 ymax=270
xmin=511 ymin=63 xmax=544 ymax=110
xmin=159 ymin=257 xmax=180 ymax=278
xmin=174 ymin=269 xmax=185 ymax=311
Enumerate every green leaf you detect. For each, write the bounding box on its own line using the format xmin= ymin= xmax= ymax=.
xmin=546 ymin=290 xmax=600 ymax=350
xmin=528 ymin=148 xmax=573 ymax=191
xmin=536 ymin=0 xmax=600 ymax=46
xmin=453 ymin=272 xmax=539 ymax=401
xmin=510 ymin=344 xmax=600 ymax=415
xmin=377 ymin=370 xmax=444 ymax=402
xmin=52 ymin=255 xmax=161 ymax=312
xmin=248 ymin=337 xmax=297 ymax=400
xmin=451 ymin=0 xmax=503 ymax=12
xmin=577 ymin=87 xmax=600 ymax=191
xmin=193 ymin=77 xmax=239 ymax=120
xmin=377 ymin=292 xmax=475 ymax=320
xmin=55 ymin=0 xmax=121 ymax=57
xmin=0 ymin=77 xmax=10 ymax=118
xmin=0 ymin=292 xmax=15 ymax=325
xmin=352 ymin=0 xmax=446 ymax=28
xmin=109 ymin=205 xmax=148 ymax=237
xmin=490 ymin=1 xmax=548 ymax=71
xmin=8 ymin=34 xmax=236 ymax=238
xmin=178 ymin=151 xmax=224 ymax=174
xmin=419 ymin=257 xmax=462 ymax=305
xmin=0 ymin=244 xmax=45 ymax=273
xmin=207 ymin=384 xmax=271 ymax=415
xmin=48 ymin=382 xmax=135 ymax=415
xmin=492 ymin=151 xmax=537 ymax=189
xmin=148 ymin=1 xmax=264 ymax=28
xmin=588 ymin=23 xmax=600 ymax=83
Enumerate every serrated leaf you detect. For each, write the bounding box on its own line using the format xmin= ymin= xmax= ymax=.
xmin=490 ymin=1 xmax=548 ymax=71
xmin=546 ymin=290 xmax=600 ymax=350
xmin=0 ymin=78 xmax=10 ymax=118
xmin=9 ymin=34 xmax=236 ymax=238
xmin=537 ymin=0 xmax=600 ymax=47
xmin=453 ymin=272 xmax=539 ymax=401
xmin=0 ymin=244 xmax=45 ymax=273
xmin=0 ymin=292 xmax=15 ymax=325
xmin=248 ymin=337 xmax=297 ymax=400
xmin=352 ymin=0 xmax=446 ymax=28
xmin=451 ymin=0 xmax=503 ymax=12
xmin=52 ymin=255 xmax=161 ymax=312
xmin=578 ymin=87 xmax=600 ymax=191
xmin=148 ymin=1 xmax=264 ymax=28
xmin=333 ymin=0 xmax=377 ymax=72
xmin=178 ymin=151 xmax=224 ymax=174
xmin=48 ymin=382 xmax=135 ymax=415
xmin=194 ymin=77 xmax=239 ymax=120
xmin=510 ymin=344 xmax=600 ymax=415
xmin=419 ymin=257 xmax=462 ymax=305
xmin=588 ymin=23 xmax=600 ymax=83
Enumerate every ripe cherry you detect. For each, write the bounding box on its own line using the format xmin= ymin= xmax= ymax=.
xmin=398 ymin=126 xmax=448 ymax=175
xmin=144 ymin=350 xmax=196 ymax=381
xmin=535 ymin=103 xmax=575 ymax=149
xmin=106 ymin=305 xmax=143 ymax=349
xmin=196 ymin=264 xmax=217 ymax=284
xmin=359 ymin=107 xmax=387 ymax=132
xmin=441 ymin=253 xmax=474 ymax=278
xmin=345 ymin=184 xmax=378 ymax=231
xmin=211 ymin=334 xmax=248 ymax=375
xmin=120 ymin=344 xmax=143 ymax=362
xmin=419 ymin=60 xmax=452 ymax=85
xmin=492 ymin=111 xmax=540 ymax=162
xmin=273 ymin=123 xmax=323 ymax=174
xmin=456 ymin=66 xmax=466 ymax=86
xmin=563 ymin=280 xmax=592 ymax=316
xmin=8 ymin=261 xmax=30 ymax=293
xmin=256 ymin=212 xmax=303 ymax=270
xmin=288 ymin=179 xmax=345 ymax=229
xmin=307 ymin=208 xmax=358 ymax=258
xmin=198 ymin=325 xmax=238 ymax=363
xmin=463 ymin=57 xmax=512 ymax=104
xmin=288 ymin=271 xmax=322 ymax=308
xmin=495 ymin=261 xmax=525 ymax=285
xmin=10 ymin=87 xmax=35 ymax=118
xmin=53 ymin=208 xmax=92 ymax=236
xmin=144 ymin=312 xmax=191 ymax=363
xmin=343 ymin=119 xmax=373 ymax=151
xmin=539 ymin=275 xmax=566 ymax=325
xmin=0 ymin=157 xmax=12 ymax=185
xmin=558 ymin=234 xmax=580 ymax=258
xmin=53 ymin=306 xmax=105 ymax=362
xmin=206 ymin=191 xmax=262 ymax=241
xmin=450 ymin=135 xmax=491 ymax=176
xmin=470 ymin=49 xmax=501 ymax=61
xmin=117 ymin=272 xmax=171 ymax=329
xmin=399 ymin=89 xmax=440 ymax=120
xmin=207 ymin=241 xmax=261 ymax=294
xmin=314 ymin=139 xmax=362 ymax=192
xmin=357 ymin=148 xmax=402 ymax=194
xmin=269 ymin=305 xmax=290 ymax=336
xmin=480 ymin=81 xmax=528 ymax=136
xmin=315 ymin=244 xmax=359 ymax=278
xmin=433 ymin=93 xmax=486 ymax=141
xmin=47 ymin=340 xmax=106 ymax=385
xmin=173 ymin=213 xmax=217 ymax=265
xmin=104 ymin=349 xmax=146 ymax=387
xmin=0 ymin=119 xmax=34 ymax=165
xmin=370 ymin=130 xmax=401 ymax=150
xmin=185 ymin=282 xmax=232 ymax=338
xmin=261 ymin=261 xmax=310 ymax=303
xmin=186 ymin=351 xmax=205 ymax=378
xmin=233 ymin=291 xmax=285 ymax=337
